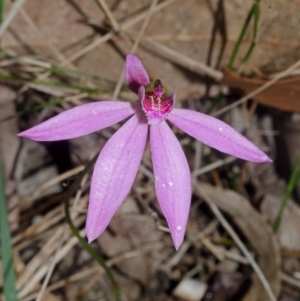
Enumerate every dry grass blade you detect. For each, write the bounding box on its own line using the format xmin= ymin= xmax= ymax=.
xmin=62 ymin=0 xmax=178 ymax=66
xmin=135 ymin=36 xmax=223 ymax=81
xmin=194 ymin=181 xmax=280 ymax=301
xmin=19 ymin=8 xmax=66 ymax=62
xmin=19 ymin=242 xmax=165 ymax=301
xmin=95 ymin=0 xmax=120 ymax=32
xmin=0 ymin=0 xmax=27 ymax=38
xmin=112 ymin=0 xmax=160 ymax=99
xmin=17 ymin=228 xmax=65 ymax=288
xmin=18 ymin=228 xmax=86 ymax=299
xmin=207 ymin=201 xmax=277 ymax=301
xmin=192 ymin=156 xmax=236 ymax=177
xmin=280 ymin=272 xmax=300 ymax=289
xmin=214 ymin=59 xmax=300 ymax=116
xmin=161 ymin=241 xmax=191 ymax=273
xmin=24 ymin=165 xmax=84 ymax=203
xmin=4 ymin=1 xmax=299 ymax=299
xmin=17 ymin=213 xmax=85 ymax=293
xmin=20 ymin=267 xmax=100 ymax=301
xmin=13 ymin=201 xmax=70 ymax=247
xmin=35 ymin=172 xmax=89 ymax=301
xmin=34 ymin=233 xmax=74 ymax=301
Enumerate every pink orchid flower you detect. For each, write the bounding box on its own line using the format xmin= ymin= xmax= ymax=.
xmin=18 ymin=54 xmax=271 ymax=250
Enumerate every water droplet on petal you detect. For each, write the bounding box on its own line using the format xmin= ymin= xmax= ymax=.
xmin=162 ymin=183 xmax=166 ymax=188
xmin=92 ymin=109 xmax=97 ymax=115
xmin=219 ymin=127 xmax=223 ymax=131
xmin=168 ymin=182 xmax=173 ymax=187
xmin=176 ymin=225 xmax=182 ymax=231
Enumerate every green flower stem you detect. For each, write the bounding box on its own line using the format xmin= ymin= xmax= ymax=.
xmin=64 ymin=154 xmax=121 ymax=301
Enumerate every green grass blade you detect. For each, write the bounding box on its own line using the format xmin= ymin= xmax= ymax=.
xmin=47 ymin=65 xmax=116 ymax=84
xmin=31 ymin=78 xmax=106 ymax=95
xmin=273 ymin=158 xmax=300 ymax=233
xmin=0 ymin=73 xmax=129 ymax=96
xmin=0 ymin=0 xmax=4 ymax=53
xmin=227 ymin=0 xmax=259 ymax=70
xmin=0 ymin=151 xmax=18 ymax=301
xmin=241 ymin=0 xmax=260 ymax=63
xmin=0 ymin=99 xmax=67 ymax=122
xmin=0 ymin=0 xmax=4 ymax=24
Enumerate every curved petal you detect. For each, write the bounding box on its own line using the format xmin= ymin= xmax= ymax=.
xmin=150 ymin=121 xmax=191 ymax=250
xmin=168 ymin=108 xmax=272 ymax=162
xmin=86 ymin=113 xmax=148 ymax=242
xmin=18 ymin=101 xmax=138 ymax=141
xmin=125 ymin=54 xmax=150 ymax=94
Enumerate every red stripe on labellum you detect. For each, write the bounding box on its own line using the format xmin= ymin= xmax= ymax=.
xmin=142 ymin=79 xmax=174 ymax=124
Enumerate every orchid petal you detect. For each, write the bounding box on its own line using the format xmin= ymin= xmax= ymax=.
xmin=86 ymin=113 xmax=148 ymax=242
xmin=125 ymin=54 xmax=150 ymax=94
xmin=18 ymin=101 xmax=138 ymax=141
xmin=150 ymin=121 xmax=191 ymax=250
xmin=168 ymin=108 xmax=271 ymax=162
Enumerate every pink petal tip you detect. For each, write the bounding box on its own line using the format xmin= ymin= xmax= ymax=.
xmin=125 ymin=54 xmax=150 ymax=94
xmin=150 ymin=121 xmax=191 ymax=250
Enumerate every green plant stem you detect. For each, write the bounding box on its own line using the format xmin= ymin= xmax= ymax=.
xmin=0 ymin=152 xmax=18 ymax=301
xmin=64 ymin=154 xmax=121 ymax=301
xmin=273 ymin=158 xmax=300 ymax=233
